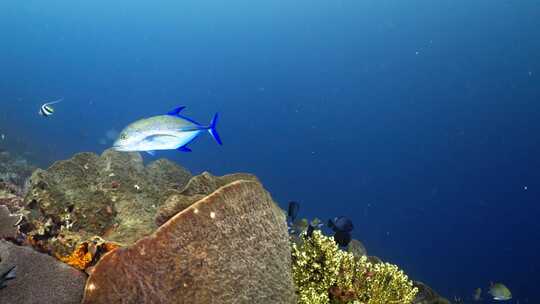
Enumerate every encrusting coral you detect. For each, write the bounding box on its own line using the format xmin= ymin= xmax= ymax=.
xmin=292 ymin=230 xmax=418 ymax=304
xmin=55 ymin=236 xmax=121 ymax=270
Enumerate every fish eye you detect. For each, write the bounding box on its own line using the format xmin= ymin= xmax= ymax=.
xmin=120 ymin=133 xmax=127 ymax=140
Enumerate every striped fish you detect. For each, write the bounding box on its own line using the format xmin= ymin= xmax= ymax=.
xmin=39 ymin=98 xmax=63 ymax=117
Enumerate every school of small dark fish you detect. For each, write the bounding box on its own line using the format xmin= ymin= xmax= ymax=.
xmin=287 ymin=201 xmax=354 ymax=247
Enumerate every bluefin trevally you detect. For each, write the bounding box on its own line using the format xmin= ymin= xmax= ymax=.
xmin=112 ymin=106 xmax=222 ymax=155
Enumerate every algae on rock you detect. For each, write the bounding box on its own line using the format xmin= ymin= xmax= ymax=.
xmin=21 ymin=149 xmax=192 ymax=258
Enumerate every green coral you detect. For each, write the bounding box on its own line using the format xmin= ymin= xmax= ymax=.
xmin=291 ymin=230 xmax=418 ymax=304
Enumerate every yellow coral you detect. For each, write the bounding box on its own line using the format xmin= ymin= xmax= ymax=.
xmin=291 ymin=230 xmax=417 ymax=304
xmin=353 ymin=256 xmax=418 ymax=304
xmin=55 ymin=238 xmax=122 ymax=270
xmin=292 ymin=230 xmax=348 ymax=303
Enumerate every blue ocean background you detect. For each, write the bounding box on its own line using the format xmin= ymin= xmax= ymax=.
xmin=1 ymin=0 xmax=539 ymax=302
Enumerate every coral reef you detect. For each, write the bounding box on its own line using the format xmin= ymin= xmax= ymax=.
xmin=21 ymin=149 xmax=192 ymax=258
xmin=0 ymin=148 xmax=450 ymax=304
xmin=292 ymin=230 xmax=418 ymax=304
xmin=82 ymin=180 xmax=296 ymax=304
xmin=0 ymin=240 xmax=87 ymax=304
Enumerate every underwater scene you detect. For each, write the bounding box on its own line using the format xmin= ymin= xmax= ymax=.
xmin=0 ymin=0 xmax=539 ymax=303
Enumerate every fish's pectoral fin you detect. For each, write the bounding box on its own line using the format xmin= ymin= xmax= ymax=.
xmin=177 ymin=146 xmax=192 ymax=152
xmin=145 ymin=150 xmax=156 ymax=156
xmin=167 ymin=106 xmax=186 ymax=117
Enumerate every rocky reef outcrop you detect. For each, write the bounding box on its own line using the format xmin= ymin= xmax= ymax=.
xmin=0 ymin=148 xmax=454 ymax=304
xmin=21 ymin=149 xmax=192 ymax=259
xmin=82 ymin=180 xmax=296 ymax=304
xmin=0 ymin=240 xmax=87 ymax=304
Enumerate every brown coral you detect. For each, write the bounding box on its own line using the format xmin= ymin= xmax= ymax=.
xmin=155 ymin=171 xmax=259 ymax=225
xmin=82 ymin=180 xmax=296 ymax=304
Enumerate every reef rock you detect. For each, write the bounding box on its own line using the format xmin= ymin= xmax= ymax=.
xmin=0 ymin=187 xmax=24 ymax=214
xmin=0 ymin=205 xmax=21 ymax=240
xmin=0 ymin=151 xmax=35 ymax=191
xmin=0 ymin=240 xmax=87 ymax=304
xmin=347 ymin=239 xmax=367 ymax=257
xmin=413 ymin=281 xmax=451 ymax=304
xmin=83 ymin=180 xmax=296 ymax=304
xmin=367 ymin=255 xmax=383 ymax=264
xmin=21 ymin=149 xmax=192 ymax=258
xmin=155 ymin=171 xmax=259 ymax=225
xmin=0 ymin=152 xmax=33 ymax=215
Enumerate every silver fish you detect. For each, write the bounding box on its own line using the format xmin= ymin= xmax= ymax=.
xmin=113 ymin=106 xmax=221 ymax=155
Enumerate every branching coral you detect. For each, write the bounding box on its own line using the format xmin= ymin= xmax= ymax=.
xmin=292 ymin=230 xmax=417 ymax=304
xmin=292 ymin=229 xmax=349 ymax=303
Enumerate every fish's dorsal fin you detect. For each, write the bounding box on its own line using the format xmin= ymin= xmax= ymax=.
xmin=44 ymin=98 xmax=63 ymax=106
xmin=167 ymin=106 xmax=186 ymax=116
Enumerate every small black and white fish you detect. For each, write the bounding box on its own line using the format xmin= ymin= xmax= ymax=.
xmin=39 ymin=98 xmax=63 ymax=117
xmin=0 ymin=265 xmax=16 ymax=290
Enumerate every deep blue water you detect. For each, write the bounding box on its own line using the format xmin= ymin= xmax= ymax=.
xmin=1 ymin=0 xmax=539 ymax=302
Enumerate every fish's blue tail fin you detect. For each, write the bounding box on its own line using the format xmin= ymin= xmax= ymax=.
xmin=208 ymin=113 xmax=222 ymax=145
